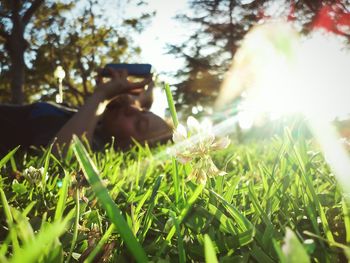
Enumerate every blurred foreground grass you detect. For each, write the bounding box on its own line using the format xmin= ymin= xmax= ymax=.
xmin=0 ymin=130 xmax=349 ymax=262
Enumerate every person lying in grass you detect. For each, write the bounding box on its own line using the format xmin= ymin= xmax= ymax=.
xmin=0 ymin=68 xmax=173 ymax=155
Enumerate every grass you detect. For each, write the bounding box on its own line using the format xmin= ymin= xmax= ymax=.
xmin=0 ymin=127 xmax=349 ymax=262
xmin=0 ymin=86 xmax=348 ymax=262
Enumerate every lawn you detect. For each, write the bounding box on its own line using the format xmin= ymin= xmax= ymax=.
xmin=0 ymin=126 xmax=349 ymax=262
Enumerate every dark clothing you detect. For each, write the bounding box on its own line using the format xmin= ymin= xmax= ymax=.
xmin=0 ymin=102 xmax=76 ymax=155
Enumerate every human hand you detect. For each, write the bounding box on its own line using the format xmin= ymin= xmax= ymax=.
xmin=136 ymin=80 xmax=154 ymax=109
xmin=94 ymin=68 xmax=153 ymax=101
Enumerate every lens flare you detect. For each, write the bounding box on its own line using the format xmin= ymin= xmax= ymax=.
xmin=149 ymin=21 xmax=350 ymax=195
xmin=215 ymin=21 xmax=350 ymax=194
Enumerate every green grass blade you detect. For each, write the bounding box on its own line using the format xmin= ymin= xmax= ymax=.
xmin=281 ymin=228 xmax=310 ymax=263
xmin=0 ymin=188 xmax=20 ymax=253
xmin=0 ymin=188 xmax=14 ymax=225
xmin=272 ymin=238 xmax=286 ymax=263
xmin=160 ymin=184 xmax=204 ymax=254
xmin=67 ymin=188 xmax=80 ymax=263
xmin=164 ymin=83 xmax=178 ymax=128
xmin=158 ymin=184 xmax=203 ymax=256
xmin=135 ymin=189 xmax=151 ymax=216
xmin=172 ymin=158 xmax=180 ymax=204
xmin=72 ymin=136 xmax=148 ymax=263
xmin=0 ymin=233 xmax=12 ymax=258
xmin=10 ymin=208 xmax=35 ymax=244
xmin=0 ymin=146 xmax=20 ymax=170
xmin=9 ymin=212 xmax=73 ymax=263
xmin=22 ymin=201 xmax=37 ymax=217
xmin=208 ymin=203 xmax=237 ymax=234
xmin=342 ymin=198 xmax=350 ymax=244
xmin=0 ymin=255 xmax=8 ymax=263
xmin=208 ymin=189 xmax=253 ymax=231
xmin=139 ymin=174 xmax=164 ymax=243
xmin=248 ymin=183 xmax=274 ymax=230
xmin=170 ymin=211 xmax=186 ymax=263
xmin=10 ymin=156 xmax=17 ymax=172
xmin=287 ymin=132 xmax=335 ymax=243
xmin=166 ymin=184 xmax=203 ymax=242
xmin=164 ymin=83 xmax=181 ymax=204
xmin=41 ymin=142 xmax=54 ymax=190
xmin=54 ymin=171 xmax=71 ymax=221
xmin=204 ymin=234 xmax=218 ymax=263
xmin=250 ymin=243 xmax=275 ymax=263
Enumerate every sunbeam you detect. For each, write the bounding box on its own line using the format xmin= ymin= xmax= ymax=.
xmin=215 ymin=21 xmax=350 ymax=194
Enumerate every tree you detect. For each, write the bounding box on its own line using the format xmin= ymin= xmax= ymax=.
xmin=0 ymin=0 xmax=153 ymax=105
xmin=0 ymin=0 xmax=74 ymax=104
xmin=168 ymin=0 xmax=264 ymax=116
xmin=26 ymin=0 xmax=152 ymax=106
xmin=169 ymin=0 xmax=350 ymax=116
xmin=0 ymin=0 xmax=45 ymax=104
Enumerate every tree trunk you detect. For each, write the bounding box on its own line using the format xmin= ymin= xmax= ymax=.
xmin=7 ymin=24 xmax=26 ymax=104
xmin=3 ymin=0 xmax=45 ymax=105
xmin=9 ymin=45 xmax=26 ymax=105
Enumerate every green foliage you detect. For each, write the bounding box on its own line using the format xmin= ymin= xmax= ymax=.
xmin=0 ymin=131 xmax=349 ymax=261
xmin=169 ymin=0 xmax=350 ymax=116
xmin=204 ymin=234 xmax=219 ymax=263
xmin=72 ymin=136 xmax=148 ymax=263
xmin=0 ymin=0 xmax=153 ymax=105
xmin=164 ymin=83 xmax=179 ymax=128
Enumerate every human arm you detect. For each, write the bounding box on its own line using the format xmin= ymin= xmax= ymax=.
xmin=135 ymin=80 xmax=154 ymax=109
xmin=53 ymin=69 xmax=152 ymax=152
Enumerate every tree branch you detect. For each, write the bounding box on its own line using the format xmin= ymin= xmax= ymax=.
xmin=303 ymin=1 xmax=319 ymax=13
xmin=22 ymin=0 xmax=45 ymax=25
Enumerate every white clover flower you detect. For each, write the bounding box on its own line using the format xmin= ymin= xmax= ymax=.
xmin=23 ymin=166 xmax=47 ymax=185
xmin=172 ymin=116 xmax=230 ymax=185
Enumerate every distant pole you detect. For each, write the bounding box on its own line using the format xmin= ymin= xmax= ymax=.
xmin=54 ymin=66 xmax=66 ymax=103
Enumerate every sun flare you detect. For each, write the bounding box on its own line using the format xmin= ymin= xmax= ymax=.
xmin=215 ymin=21 xmax=350 ymax=194
xmin=217 ymin=22 xmax=350 ymax=122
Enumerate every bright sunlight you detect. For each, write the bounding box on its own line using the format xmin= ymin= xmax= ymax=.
xmin=215 ymin=21 xmax=350 ymax=193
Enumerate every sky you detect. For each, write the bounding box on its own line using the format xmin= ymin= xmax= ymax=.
xmin=112 ymin=0 xmax=189 ymax=80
